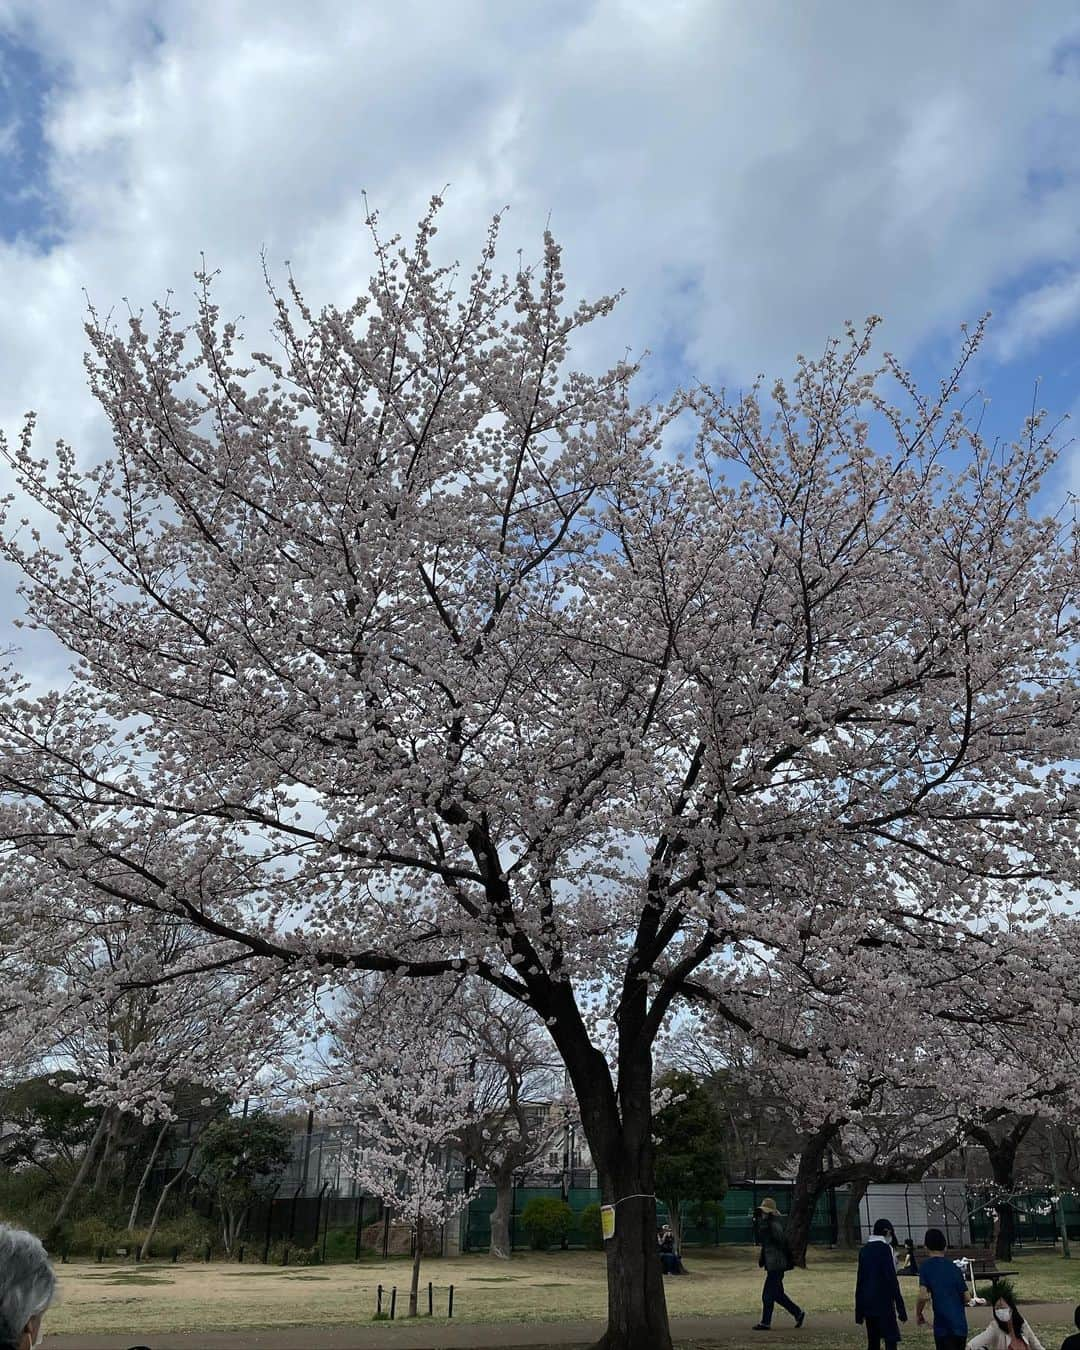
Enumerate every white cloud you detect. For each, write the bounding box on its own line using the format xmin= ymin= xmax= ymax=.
xmin=0 ymin=0 xmax=1079 ymax=560
xmin=992 ymin=270 xmax=1080 ymax=361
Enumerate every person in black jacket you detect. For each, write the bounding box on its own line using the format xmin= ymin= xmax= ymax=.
xmin=752 ymin=1197 xmax=806 ymax=1332
xmin=1060 ymin=1303 xmax=1080 ymax=1350
xmin=855 ymin=1217 xmax=908 ymax=1350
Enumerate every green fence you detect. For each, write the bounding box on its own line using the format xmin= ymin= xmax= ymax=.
xmin=968 ymin=1189 xmax=1080 ymax=1246
xmin=463 ymin=1186 xmax=601 ymax=1252
xmin=462 ymin=1182 xmax=844 ymax=1252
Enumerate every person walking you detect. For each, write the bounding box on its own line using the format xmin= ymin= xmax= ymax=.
xmin=856 ymin=1217 xmax=908 ymax=1350
xmin=965 ymin=1285 xmax=1047 ymax=1349
xmin=752 ymin=1197 xmax=806 ymax=1332
xmin=0 ymin=1225 xmax=56 ymax=1350
xmin=916 ymin=1227 xmax=972 ymax=1350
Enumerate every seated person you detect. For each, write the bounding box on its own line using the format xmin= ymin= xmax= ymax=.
xmin=0 ymin=1224 xmax=56 ymax=1350
xmin=966 ymin=1286 xmax=1046 ymax=1348
xmin=1060 ymin=1304 xmax=1080 ymax=1350
xmin=658 ymin=1225 xmax=684 ymax=1275
xmin=897 ymin=1237 xmax=919 ymax=1276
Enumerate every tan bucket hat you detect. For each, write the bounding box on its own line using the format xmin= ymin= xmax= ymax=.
xmin=756 ymin=1197 xmax=780 ymax=1215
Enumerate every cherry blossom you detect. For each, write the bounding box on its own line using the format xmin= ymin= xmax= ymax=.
xmin=1 ymin=208 xmax=1078 ymax=1349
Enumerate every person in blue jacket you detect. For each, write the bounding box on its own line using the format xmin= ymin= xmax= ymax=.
xmin=855 ymin=1217 xmax=908 ymax=1350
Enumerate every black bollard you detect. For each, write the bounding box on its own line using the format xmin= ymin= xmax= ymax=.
xmin=376 ymin=1283 xmax=383 ymax=1316
xmin=172 ymin=1246 xmax=179 ymax=1264
xmin=427 ymin=1281 xmax=433 ymax=1316
xmin=389 ymin=1286 xmax=397 ymax=1320
xmin=448 ymin=1284 xmax=454 ymax=1318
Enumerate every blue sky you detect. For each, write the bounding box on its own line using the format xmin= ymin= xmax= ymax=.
xmin=2 ymin=0 xmax=1080 ymax=622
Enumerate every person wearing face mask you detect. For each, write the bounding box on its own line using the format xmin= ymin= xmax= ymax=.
xmin=966 ymin=1286 xmax=1047 ymax=1350
xmin=0 ymin=1225 xmax=56 ymax=1350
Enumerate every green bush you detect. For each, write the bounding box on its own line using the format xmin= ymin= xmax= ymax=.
xmin=0 ymin=1170 xmax=62 ymax=1239
xmin=579 ymin=1203 xmax=604 ymax=1250
xmin=323 ymin=1227 xmax=370 ymax=1262
xmin=147 ymin=1214 xmax=218 ymax=1259
xmin=67 ymin=1216 xmax=118 ymax=1257
xmin=265 ymin=1240 xmax=320 ymax=1266
xmin=520 ymin=1196 xmax=573 ymax=1251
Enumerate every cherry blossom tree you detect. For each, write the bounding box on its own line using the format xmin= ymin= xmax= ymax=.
xmin=686 ymin=911 xmax=1080 ymax=1263
xmin=0 ymin=877 xmax=291 ymax=1240
xmin=965 ymin=1115 xmax=1039 ymax=1260
xmin=2 ymin=206 xmax=1080 ymax=1349
xmin=318 ymin=976 xmax=479 ymax=1316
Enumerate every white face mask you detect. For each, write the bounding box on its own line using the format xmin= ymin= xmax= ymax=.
xmin=994 ymin=1308 xmax=1012 ymax=1324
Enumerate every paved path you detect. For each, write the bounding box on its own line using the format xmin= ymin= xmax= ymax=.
xmin=41 ymin=1302 xmax=1080 ymax=1349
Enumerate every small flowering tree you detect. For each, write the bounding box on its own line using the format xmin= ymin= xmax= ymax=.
xmin=321 ymin=977 xmax=479 ymax=1316
xmin=2 ymin=207 xmax=1080 ymax=1349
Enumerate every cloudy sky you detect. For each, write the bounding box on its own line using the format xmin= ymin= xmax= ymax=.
xmin=2 ymin=0 xmax=1080 ymax=671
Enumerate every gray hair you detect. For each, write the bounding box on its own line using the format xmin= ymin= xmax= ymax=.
xmin=0 ymin=1225 xmax=55 ymax=1344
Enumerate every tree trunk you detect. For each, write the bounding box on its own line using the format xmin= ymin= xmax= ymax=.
xmin=841 ymin=1178 xmax=869 ymax=1250
xmin=988 ymin=1145 xmax=1020 ymax=1262
xmin=785 ymin=1179 xmax=819 ymax=1269
xmin=489 ymin=1170 xmax=514 ymax=1259
xmin=140 ymin=1143 xmax=196 ymax=1260
xmin=408 ymin=1214 xmax=423 ymax=1317
xmin=568 ymin=1036 xmax=672 ymax=1350
xmin=968 ymin=1116 xmax=1036 ymax=1263
xmin=128 ymin=1120 xmax=170 ymax=1231
xmin=92 ymin=1108 xmax=119 ymax=1194
xmin=49 ymin=1108 xmax=111 ymax=1239
xmin=222 ymin=1203 xmax=247 ymax=1254
xmin=590 ymin=1134 xmax=671 ymax=1350
xmin=665 ymin=1199 xmax=682 ymax=1254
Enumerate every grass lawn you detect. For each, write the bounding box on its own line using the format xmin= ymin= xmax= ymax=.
xmin=44 ymin=1245 xmax=1080 ymax=1339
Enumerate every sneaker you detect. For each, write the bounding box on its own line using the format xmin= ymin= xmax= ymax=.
xmin=795 ymin=1310 xmax=806 ymax=1328
xmin=751 ymin=1324 xmax=771 ymax=1331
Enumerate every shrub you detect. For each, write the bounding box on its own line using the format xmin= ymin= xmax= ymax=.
xmin=0 ymin=1170 xmax=64 ymax=1239
xmin=147 ymin=1214 xmax=218 ymax=1259
xmin=579 ymin=1202 xmax=604 ymax=1250
xmin=520 ymin=1196 xmax=573 ymax=1251
xmin=323 ymin=1227 xmax=371 ymax=1263
xmin=264 ymin=1240 xmax=320 ymax=1266
xmin=67 ymin=1216 xmax=118 ymax=1257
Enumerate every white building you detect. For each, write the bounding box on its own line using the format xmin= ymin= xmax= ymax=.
xmin=859 ymin=1179 xmax=971 ymax=1246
